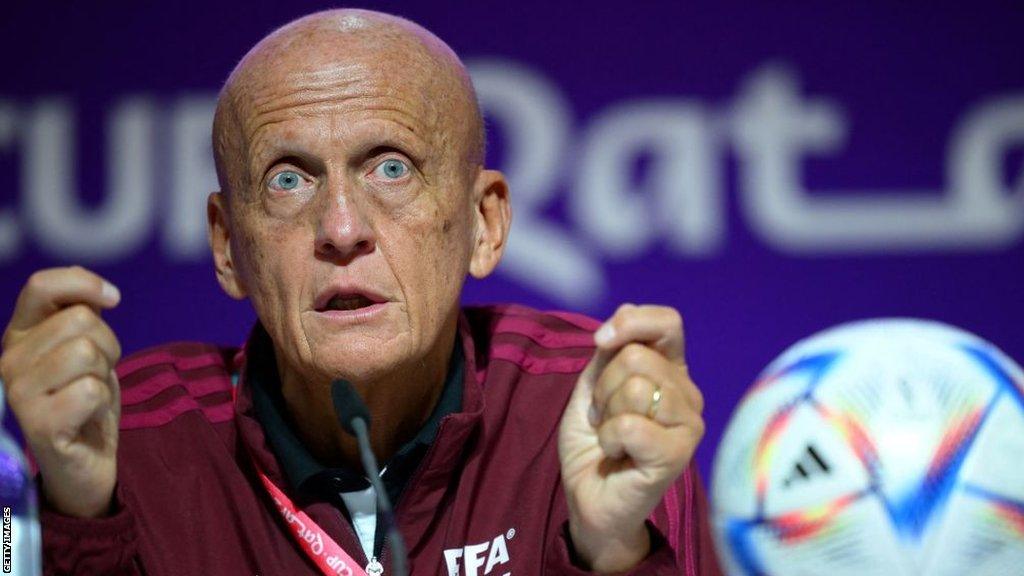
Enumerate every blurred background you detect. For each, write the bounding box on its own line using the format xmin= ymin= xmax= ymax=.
xmin=1 ymin=1 xmax=1021 ymax=476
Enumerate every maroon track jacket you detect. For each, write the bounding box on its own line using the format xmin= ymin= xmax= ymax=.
xmin=41 ymin=304 xmax=722 ymax=575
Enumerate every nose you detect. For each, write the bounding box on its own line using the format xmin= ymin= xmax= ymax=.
xmin=314 ymin=182 xmax=376 ymax=264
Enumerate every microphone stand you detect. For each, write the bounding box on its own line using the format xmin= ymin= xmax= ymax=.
xmin=333 ymin=380 xmax=409 ymax=576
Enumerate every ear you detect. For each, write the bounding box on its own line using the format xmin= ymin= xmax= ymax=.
xmin=207 ymin=192 xmax=248 ymax=300
xmin=469 ymin=169 xmax=512 ymax=279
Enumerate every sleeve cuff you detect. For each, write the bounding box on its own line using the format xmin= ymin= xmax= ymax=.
xmin=546 ymin=520 xmax=679 ymax=575
xmin=40 ymin=481 xmax=140 ymax=575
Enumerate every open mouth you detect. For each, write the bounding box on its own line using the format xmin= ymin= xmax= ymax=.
xmin=314 ymin=289 xmax=387 ymax=313
xmin=319 ymin=294 xmax=378 ymax=312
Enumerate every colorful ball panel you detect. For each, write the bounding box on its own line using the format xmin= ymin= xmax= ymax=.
xmin=712 ymin=319 xmax=1024 ymax=576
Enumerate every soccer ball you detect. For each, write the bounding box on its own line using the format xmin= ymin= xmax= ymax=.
xmin=711 ymin=319 xmax=1024 ymax=576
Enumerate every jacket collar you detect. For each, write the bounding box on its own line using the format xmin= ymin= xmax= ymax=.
xmin=232 ymin=313 xmax=484 ymax=502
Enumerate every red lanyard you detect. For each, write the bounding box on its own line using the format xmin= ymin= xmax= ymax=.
xmin=255 ymin=469 xmax=371 ymax=576
xmin=233 ymin=379 xmax=373 ymax=576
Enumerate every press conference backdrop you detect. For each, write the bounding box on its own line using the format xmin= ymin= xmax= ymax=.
xmin=1 ymin=1 xmax=1022 ymax=476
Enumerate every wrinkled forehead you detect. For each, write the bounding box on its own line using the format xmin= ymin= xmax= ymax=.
xmin=212 ymin=12 xmax=484 ymax=195
xmin=228 ymin=31 xmax=452 ymax=146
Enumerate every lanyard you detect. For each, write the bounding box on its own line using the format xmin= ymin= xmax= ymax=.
xmin=232 ymin=377 xmax=381 ymax=576
xmin=256 ymin=469 xmax=376 ymax=576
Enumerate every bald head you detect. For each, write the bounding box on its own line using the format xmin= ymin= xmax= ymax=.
xmin=212 ymin=9 xmax=485 ymax=199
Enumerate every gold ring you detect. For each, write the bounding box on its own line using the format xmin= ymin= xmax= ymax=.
xmin=647 ymin=384 xmax=663 ymax=419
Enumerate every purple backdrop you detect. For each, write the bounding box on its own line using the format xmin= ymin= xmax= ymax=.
xmin=2 ymin=1 xmax=1022 ymax=476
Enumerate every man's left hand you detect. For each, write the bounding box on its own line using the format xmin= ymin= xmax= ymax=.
xmin=558 ymin=304 xmax=705 ymax=573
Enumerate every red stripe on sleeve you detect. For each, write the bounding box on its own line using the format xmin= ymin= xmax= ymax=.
xmin=120 ymin=395 xmax=234 ymax=430
xmin=490 ymin=344 xmax=592 ymax=375
xmin=535 ymin=310 xmax=602 ymax=331
xmin=121 ymin=372 xmax=232 ymax=407
xmin=117 ymin=349 xmax=227 ymax=380
xmin=492 ymin=316 xmax=596 ymax=349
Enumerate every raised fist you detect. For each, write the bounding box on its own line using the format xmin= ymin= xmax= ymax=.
xmin=1 ymin=266 xmax=122 ymax=518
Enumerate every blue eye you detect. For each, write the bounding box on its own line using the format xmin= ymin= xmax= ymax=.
xmin=376 ymin=159 xmax=409 ymax=180
xmin=270 ymin=171 xmax=302 ymax=190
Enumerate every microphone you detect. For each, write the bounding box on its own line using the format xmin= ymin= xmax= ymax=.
xmin=331 ymin=379 xmax=372 ymax=436
xmin=331 ymin=380 xmax=409 ymax=576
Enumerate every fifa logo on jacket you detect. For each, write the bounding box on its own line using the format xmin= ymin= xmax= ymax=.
xmin=443 ymin=529 xmax=515 ymax=576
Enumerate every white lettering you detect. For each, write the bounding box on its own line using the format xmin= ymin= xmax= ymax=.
xmin=275 ymin=498 xmax=324 ymax=556
xmin=307 ymin=529 xmax=324 ymax=556
xmin=483 ymin=534 xmax=510 ymax=574
xmin=326 ymin=554 xmax=353 ymax=575
xmin=732 ymin=65 xmax=1024 ymax=252
xmin=462 ymin=541 xmax=489 ymax=576
xmin=573 ymin=100 xmax=721 ymax=258
xmin=443 ymin=532 xmax=513 ymax=576
xmin=166 ymin=95 xmax=218 ymax=259
xmin=947 ymin=95 xmax=1024 ymax=245
xmin=24 ymin=98 xmax=154 ymax=260
xmin=3 ymin=60 xmax=1022 ymax=308
xmin=443 ymin=547 xmax=464 ymax=576
xmin=470 ymin=59 xmax=606 ymax=305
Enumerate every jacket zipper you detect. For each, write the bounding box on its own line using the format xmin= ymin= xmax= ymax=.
xmin=377 ymin=415 xmax=459 ymax=575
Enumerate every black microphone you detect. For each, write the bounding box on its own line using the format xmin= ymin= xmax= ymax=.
xmin=332 ymin=379 xmax=372 ymax=436
xmin=331 ymin=380 xmax=409 ymax=576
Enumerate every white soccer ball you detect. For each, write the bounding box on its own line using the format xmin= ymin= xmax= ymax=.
xmin=711 ymin=319 xmax=1024 ymax=576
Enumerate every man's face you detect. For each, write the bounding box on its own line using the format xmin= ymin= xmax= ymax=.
xmin=219 ymin=41 xmax=480 ymax=384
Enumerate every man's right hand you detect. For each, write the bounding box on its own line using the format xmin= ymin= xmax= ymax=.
xmin=0 ymin=266 xmax=122 ymax=518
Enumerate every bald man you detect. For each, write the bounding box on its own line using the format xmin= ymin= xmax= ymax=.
xmin=1 ymin=9 xmax=721 ymax=576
